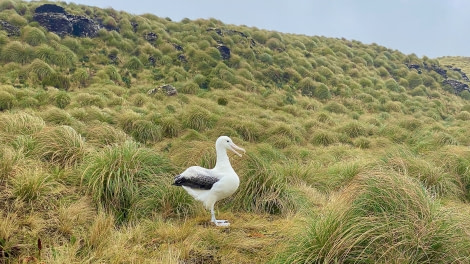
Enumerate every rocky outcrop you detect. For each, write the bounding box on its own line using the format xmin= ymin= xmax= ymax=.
xmin=446 ymin=66 xmax=470 ymax=81
xmin=430 ymin=65 xmax=448 ymax=79
xmin=144 ymin=32 xmax=158 ymax=42
xmin=178 ymin=54 xmax=188 ymax=63
xmin=443 ymin=79 xmax=469 ymax=93
xmin=405 ymin=63 xmax=422 ymax=74
xmin=147 ymin=84 xmax=178 ymax=96
xmin=35 ymin=4 xmax=66 ymax=14
xmin=33 ymin=4 xmax=100 ymax=37
xmin=412 ymin=62 xmax=449 ymax=79
xmin=161 ymin=84 xmax=178 ymax=96
xmin=0 ymin=20 xmax=20 ymax=36
xmin=206 ymin=27 xmax=247 ymax=38
xmin=148 ymin=56 xmax=156 ymax=66
xmin=207 ymin=27 xmax=257 ymax=49
xmin=172 ymin=43 xmax=183 ymax=51
xmin=217 ymin=44 xmax=230 ymax=60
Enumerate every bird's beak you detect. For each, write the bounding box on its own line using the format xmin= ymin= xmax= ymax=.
xmin=229 ymin=143 xmax=246 ymax=157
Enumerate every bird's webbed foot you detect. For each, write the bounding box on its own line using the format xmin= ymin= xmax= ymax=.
xmin=212 ymin=219 xmax=230 ymax=227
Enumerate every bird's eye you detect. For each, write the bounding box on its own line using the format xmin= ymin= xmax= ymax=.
xmin=226 ymin=140 xmax=229 ymax=142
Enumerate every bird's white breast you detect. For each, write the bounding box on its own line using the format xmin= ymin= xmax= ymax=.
xmin=210 ymin=171 xmax=240 ymax=199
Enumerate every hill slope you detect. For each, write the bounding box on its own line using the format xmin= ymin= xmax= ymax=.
xmin=1 ymin=1 xmax=470 ymax=263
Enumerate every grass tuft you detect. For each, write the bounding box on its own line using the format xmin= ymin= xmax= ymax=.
xmin=130 ymin=119 xmax=162 ymax=144
xmin=311 ymin=130 xmax=337 ymax=146
xmin=81 ymin=141 xmax=173 ymax=223
xmin=279 ymin=171 xmax=470 ymax=263
xmin=0 ymin=112 xmax=45 ymax=135
xmin=85 ymin=123 xmax=128 ymax=147
xmin=230 ymin=151 xmax=296 ymax=215
xmin=34 ymin=125 xmax=85 ymax=167
xmin=11 ymin=166 xmax=60 ymax=202
xmin=338 ymin=121 xmax=367 ymax=138
xmin=182 ymin=106 xmax=216 ymax=131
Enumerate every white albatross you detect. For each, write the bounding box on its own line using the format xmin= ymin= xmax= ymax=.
xmin=173 ymin=136 xmax=245 ymax=226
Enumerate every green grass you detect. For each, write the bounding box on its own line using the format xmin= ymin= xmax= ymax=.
xmin=81 ymin=141 xmax=173 ymax=223
xmin=230 ymin=150 xmax=297 ymax=215
xmin=11 ymin=166 xmax=60 ymax=202
xmin=182 ymin=105 xmax=216 ymax=131
xmin=0 ymin=112 xmax=45 ymax=135
xmin=278 ymin=171 xmax=470 ymax=263
xmin=34 ymin=125 xmax=85 ymax=167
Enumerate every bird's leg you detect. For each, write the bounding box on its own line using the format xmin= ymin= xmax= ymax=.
xmin=210 ymin=205 xmax=230 ymax=227
xmin=210 ymin=207 xmax=216 ymax=223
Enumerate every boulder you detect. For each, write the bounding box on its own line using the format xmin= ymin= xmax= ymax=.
xmin=217 ymin=44 xmax=230 ymax=60
xmin=172 ymin=43 xmax=184 ymax=51
xmin=33 ymin=4 xmax=100 ymax=37
xmin=161 ymin=84 xmax=178 ymax=96
xmin=147 ymin=84 xmax=178 ymax=96
xmin=422 ymin=63 xmax=448 ymax=79
xmin=148 ymin=56 xmax=156 ymax=66
xmin=178 ymin=54 xmax=188 ymax=63
xmin=443 ymin=79 xmax=469 ymax=93
xmin=405 ymin=63 xmax=422 ymax=74
xmin=0 ymin=20 xmax=20 ymax=36
xmin=462 ymin=73 xmax=469 ymax=82
xmin=35 ymin=4 xmax=66 ymax=14
xmin=144 ymin=32 xmax=158 ymax=42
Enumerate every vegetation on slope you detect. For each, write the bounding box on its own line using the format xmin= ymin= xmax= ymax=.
xmin=1 ymin=0 xmax=470 ymax=263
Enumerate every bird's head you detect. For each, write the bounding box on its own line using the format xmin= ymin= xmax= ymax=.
xmin=216 ymin=136 xmax=246 ymax=157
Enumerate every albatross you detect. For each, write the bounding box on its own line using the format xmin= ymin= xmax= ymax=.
xmin=173 ymin=136 xmax=245 ymax=226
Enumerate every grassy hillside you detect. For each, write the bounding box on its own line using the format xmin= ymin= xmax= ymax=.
xmin=439 ymin=56 xmax=470 ymax=74
xmin=2 ymin=0 xmax=470 ymax=263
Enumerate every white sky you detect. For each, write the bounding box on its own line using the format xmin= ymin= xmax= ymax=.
xmin=59 ymin=0 xmax=470 ymax=58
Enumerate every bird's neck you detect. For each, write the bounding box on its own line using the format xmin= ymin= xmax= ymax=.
xmin=214 ymin=149 xmax=231 ymax=170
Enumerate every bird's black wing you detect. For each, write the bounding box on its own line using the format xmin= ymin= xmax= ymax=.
xmin=173 ymin=174 xmax=219 ymax=190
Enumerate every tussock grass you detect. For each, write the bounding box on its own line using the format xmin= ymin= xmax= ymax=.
xmin=338 ymin=120 xmax=368 ymax=138
xmin=279 ymin=171 xmax=470 ymax=263
xmin=320 ymin=161 xmax=363 ymax=191
xmin=311 ymin=130 xmax=338 ymax=146
xmin=169 ymin=139 xmax=216 ymax=169
xmin=11 ymin=166 xmax=61 ymax=202
xmin=81 ymin=141 xmax=173 ymax=223
xmin=182 ymin=105 xmax=216 ymax=131
xmin=267 ymin=124 xmax=303 ymax=144
xmin=34 ymin=125 xmax=85 ymax=167
xmin=353 ymin=136 xmax=371 ymax=149
xmin=382 ymin=147 xmax=463 ymax=198
xmin=85 ymin=211 xmax=114 ymax=252
xmin=160 ymin=116 xmax=182 ymax=138
xmin=0 ymin=146 xmax=17 ymax=181
xmin=0 ymin=112 xmax=44 ymax=135
xmin=85 ymin=123 xmax=128 ymax=147
xmin=28 ymin=58 xmax=55 ymax=81
xmin=225 ymin=117 xmax=263 ymax=142
xmin=230 ymin=151 xmax=297 ymax=215
xmin=40 ymin=107 xmax=75 ymax=125
xmin=0 ymin=90 xmax=15 ymax=111
xmin=133 ymin=178 xmax=197 ymax=220
xmin=74 ymin=92 xmax=106 ymax=108
xmin=378 ymin=124 xmax=408 ymax=143
xmin=129 ymin=119 xmax=162 ymax=144
xmin=0 ymin=212 xmax=19 ymax=261
xmin=57 ymin=198 xmax=95 ymax=236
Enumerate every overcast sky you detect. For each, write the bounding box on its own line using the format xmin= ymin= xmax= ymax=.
xmin=62 ymin=0 xmax=470 ymax=58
